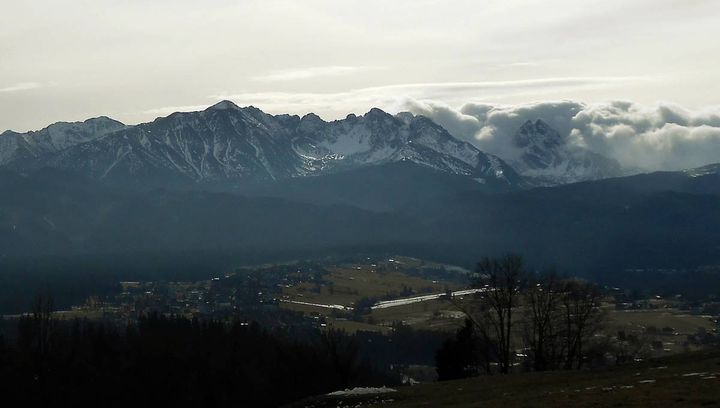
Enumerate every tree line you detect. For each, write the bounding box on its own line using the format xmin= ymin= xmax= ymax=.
xmin=436 ymin=254 xmax=606 ymax=380
xmin=0 ymin=294 xmax=396 ymax=407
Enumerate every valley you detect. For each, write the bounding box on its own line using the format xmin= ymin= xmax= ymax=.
xmin=1 ymin=103 xmax=719 ymax=408
xmin=4 ymin=2 xmax=720 ymax=406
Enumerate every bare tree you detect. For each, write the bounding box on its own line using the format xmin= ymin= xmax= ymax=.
xmin=32 ymin=293 xmax=55 ymax=356
xmin=523 ymin=271 xmax=562 ymax=371
xmin=470 ymin=254 xmax=526 ymax=374
xmin=446 ymin=256 xmax=607 ymax=375
xmin=15 ymin=293 xmax=57 ymax=406
xmin=18 ymin=293 xmax=56 ymax=358
xmin=560 ymin=280 xmax=604 ymax=369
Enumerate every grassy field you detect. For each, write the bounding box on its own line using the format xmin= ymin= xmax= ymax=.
xmin=281 ymin=258 xmax=718 ymax=339
xmin=282 ymin=259 xmax=462 ymax=307
xmin=607 ymin=309 xmax=714 ymax=335
xmin=290 ymin=351 xmax=720 ymax=408
xmin=280 ymin=257 xmax=465 ymax=332
xmin=369 ymin=299 xmax=466 ymax=331
xmin=605 ymin=308 xmax=715 ymax=354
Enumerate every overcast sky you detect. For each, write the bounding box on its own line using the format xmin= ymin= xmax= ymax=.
xmin=2 ymin=0 xmax=719 ymax=132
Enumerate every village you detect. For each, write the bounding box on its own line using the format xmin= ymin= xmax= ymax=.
xmin=6 ymin=256 xmax=714 ymax=361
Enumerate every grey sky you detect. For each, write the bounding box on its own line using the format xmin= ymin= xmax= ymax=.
xmin=1 ymin=0 xmax=719 ymax=132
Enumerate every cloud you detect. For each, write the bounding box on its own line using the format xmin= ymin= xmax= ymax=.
xmin=137 ymin=91 xmax=720 ymax=172
xmin=208 ymin=76 xmax=652 ymax=119
xmin=352 ymin=76 xmax=653 ymax=98
xmin=252 ymin=66 xmax=376 ymax=81
xmin=136 ymin=72 xmax=720 ymax=173
xmin=400 ymin=99 xmax=720 ymax=171
xmin=0 ymin=82 xmax=41 ymax=93
xmin=403 ymin=99 xmax=483 ymax=145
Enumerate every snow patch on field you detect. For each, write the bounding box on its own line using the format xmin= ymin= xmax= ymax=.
xmin=327 ymin=386 xmax=397 ymax=397
xmin=281 ymin=299 xmax=351 ymax=310
xmin=371 ymin=288 xmax=484 ymax=310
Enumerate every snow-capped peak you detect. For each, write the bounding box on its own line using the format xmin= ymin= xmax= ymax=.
xmin=509 ymin=119 xmax=623 ymax=185
xmin=208 ymin=100 xmax=241 ymax=111
xmin=394 ymin=112 xmax=415 ymax=124
xmin=297 ymin=113 xmax=327 ymax=134
xmin=364 ymin=107 xmax=393 ymax=119
xmin=0 ymin=116 xmax=125 ymax=167
xmin=514 ymin=119 xmax=563 ymax=149
xmin=1 ymin=104 xmax=524 ymax=189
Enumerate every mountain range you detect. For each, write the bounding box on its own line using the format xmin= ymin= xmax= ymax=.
xmin=0 ymin=116 xmax=125 ymax=168
xmin=0 ymin=102 xmax=719 ymax=281
xmin=2 ymin=101 xmax=521 ymax=191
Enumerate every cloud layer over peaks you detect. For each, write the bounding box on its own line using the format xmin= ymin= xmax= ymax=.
xmin=403 ymin=100 xmax=720 ymax=172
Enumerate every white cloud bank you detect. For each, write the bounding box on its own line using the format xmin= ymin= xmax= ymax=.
xmin=402 ymin=100 xmax=720 ymax=171
xmin=0 ymin=82 xmax=41 ymax=93
xmin=208 ymin=76 xmax=651 ymax=123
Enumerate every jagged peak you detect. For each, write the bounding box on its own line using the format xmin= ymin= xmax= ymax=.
xmin=82 ymin=116 xmax=125 ymax=127
xmin=239 ymin=105 xmax=276 ymax=123
xmin=394 ymin=112 xmax=415 ymax=124
xmin=534 ymin=118 xmax=553 ymax=130
xmin=296 ymin=112 xmax=327 ymax=134
xmin=363 ymin=107 xmax=392 ymax=119
xmin=299 ymin=112 xmax=326 ymax=124
xmin=519 ymin=118 xmax=552 ymax=130
xmin=515 ymin=118 xmax=563 ymax=148
xmin=241 ymin=105 xmax=264 ymax=114
xmin=274 ymin=113 xmax=300 ymax=120
xmin=273 ymin=113 xmax=301 ymax=122
xmin=10 ymin=116 xmax=125 ymax=136
xmin=408 ymin=114 xmax=436 ymax=125
xmin=207 ymin=100 xmax=241 ymax=111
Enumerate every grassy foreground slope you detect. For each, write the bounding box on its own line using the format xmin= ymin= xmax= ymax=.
xmin=291 ymin=351 xmax=720 ymax=408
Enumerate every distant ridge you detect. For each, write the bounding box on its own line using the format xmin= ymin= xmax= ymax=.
xmin=509 ymin=119 xmax=624 ymax=185
xmin=0 ymin=102 xmax=522 ymax=190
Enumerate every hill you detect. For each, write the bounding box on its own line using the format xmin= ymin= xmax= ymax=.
xmin=290 ymin=351 xmax=720 ymax=408
xmin=0 ymin=162 xmax=719 ymax=276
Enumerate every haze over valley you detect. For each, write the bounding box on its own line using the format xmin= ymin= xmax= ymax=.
xmin=2 ymin=1 xmax=720 ymax=407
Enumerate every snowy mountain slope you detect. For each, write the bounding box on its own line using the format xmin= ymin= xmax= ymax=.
xmin=9 ymin=102 xmax=523 ymax=188
xmin=0 ymin=117 xmax=125 ymax=168
xmin=685 ymin=162 xmax=720 ymax=178
xmin=46 ymin=102 xmax=306 ymax=186
xmin=292 ymin=107 xmax=521 ymax=186
xmin=510 ymin=119 xmax=624 ymax=185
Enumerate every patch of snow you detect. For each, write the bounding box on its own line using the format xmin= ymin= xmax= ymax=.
xmin=280 ymin=299 xmax=352 ymax=311
xmin=209 ymin=100 xmax=240 ymax=110
xmin=320 ymin=125 xmax=374 ymax=156
xmin=327 ymin=386 xmax=397 ymax=397
xmin=682 ymin=372 xmax=708 ymax=377
xmin=372 ymin=288 xmax=484 ymax=310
